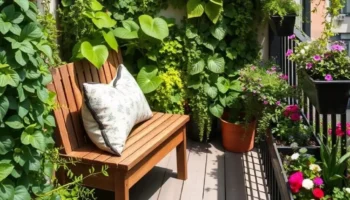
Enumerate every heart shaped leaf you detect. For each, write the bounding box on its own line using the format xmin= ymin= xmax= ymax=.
xmin=188 ymin=59 xmax=205 ymax=75
xmin=139 ymin=15 xmax=169 ymax=41
xmin=204 ymin=83 xmax=218 ymax=99
xmin=80 ymin=41 xmax=108 ymax=69
xmin=102 ymin=30 xmax=118 ymax=51
xmin=205 ymin=0 xmax=223 ymax=24
xmin=209 ymin=103 xmax=224 ymax=118
xmin=136 ymin=65 xmax=163 ymax=94
xmin=187 ymin=0 xmax=205 ymax=18
xmin=207 ymin=55 xmax=225 ymax=73
xmin=216 ymin=77 xmax=230 ymax=93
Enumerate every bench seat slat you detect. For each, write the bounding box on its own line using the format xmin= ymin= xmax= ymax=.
xmin=127 ymin=112 xmax=164 ymax=141
xmin=119 ymin=115 xmax=189 ymax=170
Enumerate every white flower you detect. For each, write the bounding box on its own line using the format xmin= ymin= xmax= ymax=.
xmin=304 ymin=45 xmax=310 ymax=50
xmin=309 ymin=164 xmax=322 ymax=172
xmin=300 ymin=49 xmax=305 ymax=54
xmin=345 ymin=188 xmax=350 ymax=194
xmin=302 ymin=179 xmax=314 ymax=190
xmin=291 ymin=153 xmax=300 ymax=160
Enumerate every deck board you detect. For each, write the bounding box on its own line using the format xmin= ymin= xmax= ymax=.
xmin=95 ymin=138 xmax=269 ymax=200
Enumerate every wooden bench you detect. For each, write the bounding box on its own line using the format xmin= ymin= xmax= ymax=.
xmin=48 ymin=51 xmax=189 ymax=200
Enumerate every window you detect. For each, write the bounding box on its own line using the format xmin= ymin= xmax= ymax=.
xmin=343 ymin=0 xmax=350 ymax=14
xmin=339 ymin=34 xmax=350 ymax=56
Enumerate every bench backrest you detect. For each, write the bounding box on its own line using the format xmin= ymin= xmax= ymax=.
xmin=48 ymin=51 xmax=123 ymax=154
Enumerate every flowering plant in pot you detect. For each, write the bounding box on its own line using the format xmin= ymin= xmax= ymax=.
xmin=217 ymin=63 xmax=293 ymax=152
xmin=262 ymin=0 xmax=300 ymax=36
xmin=283 ymin=148 xmax=326 ymax=199
xmin=287 ymin=37 xmax=350 ymax=114
xmin=271 ymin=105 xmax=315 ymax=147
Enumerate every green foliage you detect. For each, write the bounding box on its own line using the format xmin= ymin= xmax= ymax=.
xmin=186 ymin=0 xmax=223 ymax=24
xmin=262 ymin=0 xmax=300 ymax=19
xmin=327 ymin=187 xmax=350 ymax=199
xmin=0 ymin=1 xmax=56 ymax=199
xmin=320 ymin=137 xmax=350 ymax=190
xmin=58 ymin=0 xmax=118 ymax=67
xmin=37 ymin=0 xmax=61 ymax=66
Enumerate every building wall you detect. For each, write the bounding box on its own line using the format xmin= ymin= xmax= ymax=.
xmin=311 ymin=0 xmax=326 ymax=39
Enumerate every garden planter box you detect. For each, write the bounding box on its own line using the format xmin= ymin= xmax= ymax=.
xmin=269 ymin=15 xmax=296 ymax=37
xmin=300 ymin=70 xmax=350 ymax=114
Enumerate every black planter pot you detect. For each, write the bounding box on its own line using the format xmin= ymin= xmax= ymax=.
xmin=269 ymin=15 xmax=296 ymax=37
xmin=300 ymin=70 xmax=350 ymax=114
xmin=187 ymin=117 xmax=219 ymax=142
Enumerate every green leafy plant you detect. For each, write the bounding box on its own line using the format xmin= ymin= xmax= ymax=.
xmin=186 ymin=0 xmax=223 ymax=24
xmin=320 ymin=136 xmax=350 ymax=190
xmin=262 ymin=0 xmax=300 ymax=19
xmin=58 ymin=0 xmax=118 ymax=68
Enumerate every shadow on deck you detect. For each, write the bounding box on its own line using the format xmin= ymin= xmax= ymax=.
xmin=95 ymin=138 xmax=270 ymax=200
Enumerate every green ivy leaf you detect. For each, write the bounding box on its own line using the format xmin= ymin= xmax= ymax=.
xmin=187 ymin=0 xmax=205 ymax=18
xmin=0 ymin=96 xmax=9 ymax=121
xmin=205 ymin=0 xmax=223 ymax=24
xmin=0 ymin=163 xmax=14 ymax=182
xmin=21 ymin=130 xmax=46 ymax=151
xmin=80 ymin=41 xmax=109 ymax=69
xmin=216 ymin=77 xmax=230 ymax=93
xmin=91 ymin=12 xmax=116 ymax=29
xmin=210 ymin=22 xmax=226 ymax=40
xmin=0 ymin=135 xmax=14 ymax=155
xmin=204 ymin=83 xmax=218 ymax=99
xmin=219 ymin=94 xmax=226 ymax=107
xmin=102 ymin=30 xmax=118 ymax=51
xmin=209 ymin=103 xmax=224 ymax=118
xmin=14 ymin=185 xmax=30 ymax=200
xmin=0 ymin=180 xmax=14 ymax=200
xmin=44 ymin=115 xmax=55 ymax=127
xmin=187 ymin=75 xmax=201 ymax=89
xmin=0 ymin=68 xmax=20 ymax=87
xmin=37 ymin=44 xmax=52 ymax=58
xmin=0 ymin=20 xmax=12 ymax=34
xmin=139 ymin=15 xmax=169 ymax=41
xmin=202 ymin=37 xmax=218 ymax=51
xmin=19 ymin=41 xmax=35 ymax=55
xmin=114 ymin=27 xmax=139 ymax=39
xmin=20 ymin=22 xmax=42 ymax=39
xmin=5 ymin=115 xmax=24 ymax=129
xmin=18 ymin=99 xmax=30 ymax=118
xmin=36 ymin=87 xmax=49 ymax=103
xmin=122 ymin=20 xmax=140 ymax=32
xmin=90 ymin=0 xmax=103 ymax=11
xmin=17 ymin=84 xmax=26 ymax=102
xmin=15 ymin=50 xmax=27 ymax=66
xmin=136 ymin=65 xmax=163 ymax=94
xmin=14 ymin=0 xmax=29 ymax=11
xmin=188 ymin=59 xmax=205 ymax=75
xmin=230 ymin=80 xmax=242 ymax=92
xmin=207 ymin=55 xmax=225 ymax=73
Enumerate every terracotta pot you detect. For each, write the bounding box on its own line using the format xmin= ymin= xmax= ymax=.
xmin=220 ymin=118 xmax=256 ymax=153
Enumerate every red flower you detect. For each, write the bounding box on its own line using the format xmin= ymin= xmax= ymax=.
xmin=290 ymin=113 xmax=300 ymax=121
xmin=312 ymin=188 xmax=324 ymax=199
xmin=288 ymin=171 xmax=303 ymax=193
xmin=336 ymin=127 xmax=345 ymax=137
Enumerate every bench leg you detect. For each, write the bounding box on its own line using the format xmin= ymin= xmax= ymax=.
xmin=115 ymin=172 xmax=129 ymax=200
xmin=176 ymin=127 xmax=188 ymax=180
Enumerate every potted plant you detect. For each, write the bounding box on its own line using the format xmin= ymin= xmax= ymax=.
xmin=262 ymin=0 xmax=300 ymax=36
xmin=210 ymin=63 xmax=293 ymax=152
xmin=288 ymin=39 xmax=350 ymax=114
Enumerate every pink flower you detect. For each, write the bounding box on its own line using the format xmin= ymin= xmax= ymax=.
xmin=306 ymin=63 xmax=313 ymax=69
xmin=313 ymin=55 xmax=322 ymax=61
xmin=263 ymin=101 xmax=268 ymax=105
xmin=279 ymin=74 xmax=288 ymax=80
xmin=288 ymin=171 xmax=303 ymax=193
xmin=271 ymin=66 xmax=277 ymax=71
xmin=276 ymin=101 xmax=281 ymax=106
xmin=290 ymin=113 xmax=300 ymax=121
xmin=331 ymin=44 xmax=345 ymax=52
xmin=325 ymin=74 xmax=333 ymax=81
xmin=286 ymin=105 xmax=299 ymax=113
xmin=288 ymin=34 xmax=296 ymax=40
xmin=313 ymin=177 xmax=323 ymax=186
xmin=286 ymin=49 xmax=293 ymax=57
xmin=251 ymin=66 xmax=256 ymax=70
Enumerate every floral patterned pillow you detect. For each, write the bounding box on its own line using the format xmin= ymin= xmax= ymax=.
xmin=81 ymin=64 xmax=153 ymax=155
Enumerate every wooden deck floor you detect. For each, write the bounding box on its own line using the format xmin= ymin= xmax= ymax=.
xmin=95 ymin=139 xmax=269 ymax=200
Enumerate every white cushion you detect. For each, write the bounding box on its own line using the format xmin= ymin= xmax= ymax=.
xmin=81 ymin=64 xmax=153 ymax=155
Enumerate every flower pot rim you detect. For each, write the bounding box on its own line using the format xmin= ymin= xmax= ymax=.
xmin=302 ymin=69 xmax=350 ymax=84
xmin=219 ymin=117 xmax=255 ymax=125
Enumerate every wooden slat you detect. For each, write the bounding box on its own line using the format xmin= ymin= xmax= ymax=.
xmin=97 ymin=63 xmax=107 ymax=84
xmin=127 ymin=130 xmax=183 ymax=187
xmin=88 ymin=63 xmax=100 ymax=83
xmin=81 ymin=60 xmax=93 ymax=82
xmin=66 ymin=63 xmax=83 ymax=109
xmin=104 ymin=114 xmax=175 ymax=165
xmin=83 ymin=148 xmax=105 ymax=161
xmin=117 ymin=49 xmax=124 ymax=63
xmin=119 ymin=115 xmax=189 ymax=170
xmin=107 ymin=52 xmax=117 ymax=77
xmin=59 ymin=66 xmax=86 ymax=148
xmin=127 ymin=113 xmax=163 ymax=139
xmin=225 ymin=152 xmax=247 ymax=200
xmin=74 ymin=61 xmax=87 ymax=91
xmin=68 ymin=146 xmax=95 ymax=158
xmin=125 ymin=114 xmax=168 ymax=148
xmin=180 ymin=141 xmax=207 ymax=200
xmin=51 ymin=68 xmax=79 ymax=151
xmin=102 ymin=59 xmax=112 ymax=83
xmin=47 ymin=83 xmax=73 ymax=154
xmin=203 ymin=141 xmax=225 ymax=200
